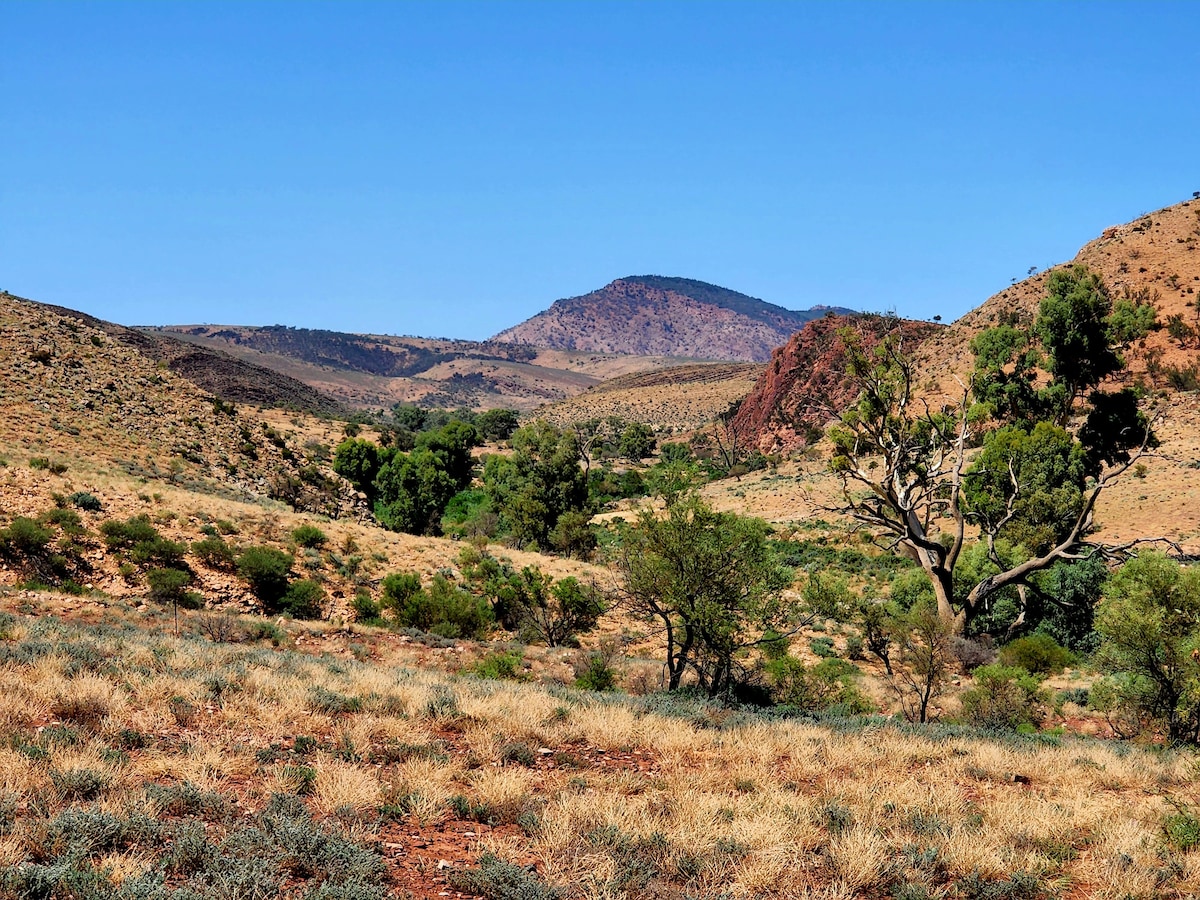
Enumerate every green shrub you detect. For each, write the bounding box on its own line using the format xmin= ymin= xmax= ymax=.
xmin=499 ymin=741 xmax=536 ymax=767
xmin=193 ymin=535 xmax=237 ymax=570
xmin=448 ymin=853 xmax=564 ymax=900
xmin=759 ymin=629 xmax=791 ymax=661
xmin=1164 ymin=803 xmax=1200 ymax=851
xmin=50 ymin=768 xmax=110 ymax=801
xmin=1056 ymin=687 xmax=1089 ymax=708
xmin=281 ymin=579 xmax=325 ymax=619
xmin=574 ymin=652 xmax=617 ymax=692
xmin=39 ymin=507 xmax=83 ymax=536
xmin=309 ymin=686 xmax=363 ymax=714
xmin=0 ymin=517 xmax=53 ymax=559
xmin=165 ymin=820 xmax=217 ymax=875
xmin=998 ymin=633 xmax=1077 ymax=675
xmin=441 ymin=488 xmax=495 ymax=537
xmin=954 ymin=871 xmax=1047 ymax=900
xmin=246 ymin=619 xmax=289 ymax=646
xmin=380 ymin=571 xmax=422 ymax=609
xmin=292 ymin=523 xmax=328 ymax=548
xmin=145 ymin=781 xmax=229 ymax=819
xmin=387 ymin=573 xmax=492 ymax=639
xmin=237 ymin=546 xmax=294 ymax=608
xmin=845 ymin=633 xmax=865 ymax=660
xmin=147 ymin=567 xmax=202 ymax=609
xmin=350 ymin=590 xmax=383 ymax=624
xmin=67 ymin=492 xmax=102 ymax=512
xmin=959 ymin=664 xmax=1047 ymax=730
xmin=471 ymin=649 xmax=526 ymax=680
xmin=765 ymin=656 xmax=870 ymax=713
xmin=487 ymin=565 xmax=605 ymax=647
xmin=809 ymin=636 xmax=837 ymax=658
xmin=802 ymin=573 xmax=854 ymax=620
xmin=128 ymin=536 xmax=187 ymax=569
xmin=99 ymin=515 xmax=159 ymax=550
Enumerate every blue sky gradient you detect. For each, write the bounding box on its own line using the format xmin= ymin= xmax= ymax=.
xmin=3 ymin=2 xmax=1198 ymax=339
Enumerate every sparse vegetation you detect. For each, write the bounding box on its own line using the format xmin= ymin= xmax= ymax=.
xmin=0 ymin=605 xmax=1194 ymax=897
xmin=292 ymin=522 xmax=328 ymax=548
xmin=3 ymin=198 xmax=1200 ymax=896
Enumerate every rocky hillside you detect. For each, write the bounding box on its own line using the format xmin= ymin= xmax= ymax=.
xmin=731 ymin=315 xmax=941 ymax=453
xmin=156 ymin=325 xmax=539 ymax=379
xmin=732 ymin=196 xmax=1200 ymax=454
xmin=915 ymin=196 xmax=1200 ymax=395
xmin=8 ymin=294 xmax=343 ymax=417
xmin=492 ymin=276 xmax=852 ymax=362
xmin=0 ymin=293 xmax=364 ymax=519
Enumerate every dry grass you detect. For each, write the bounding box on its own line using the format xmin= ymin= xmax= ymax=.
xmin=0 ymin=599 xmax=1197 ymax=898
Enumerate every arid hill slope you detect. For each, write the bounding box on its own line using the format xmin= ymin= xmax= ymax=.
xmin=537 ymin=362 xmax=764 ymax=432
xmin=492 ymin=276 xmax=852 ymax=362
xmin=916 ymin=196 xmax=1200 ymax=394
xmin=0 ymin=292 xmax=361 ymax=518
xmin=153 ymin=325 xmax=700 ymax=412
xmin=5 ymin=294 xmax=343 ymax=416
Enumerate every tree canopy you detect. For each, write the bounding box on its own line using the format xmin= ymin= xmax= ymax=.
xmin=829 ymin=265 xmax=1155 ymax=634
xmin=1094 ymin=553 xmax=1200 ymax=744
xmin=482 ymin=421 xmax=589 ymax=550
xmin=615 ymin=495 xmax=796 ymax=697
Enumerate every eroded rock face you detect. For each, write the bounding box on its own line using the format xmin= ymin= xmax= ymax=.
xmin=731 ymin=314 xmax=941 ymax=453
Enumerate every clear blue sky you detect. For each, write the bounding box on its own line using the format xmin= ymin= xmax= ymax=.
xmin=3 ymin=2 xmax=1198 ymax=340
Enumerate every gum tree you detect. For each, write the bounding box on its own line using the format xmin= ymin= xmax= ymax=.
xmin=829 ymin=267 xmax=1156 ymax=634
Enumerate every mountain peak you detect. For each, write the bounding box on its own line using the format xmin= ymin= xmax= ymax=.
xmin=492 ymin=276 xmax=851 ymax=362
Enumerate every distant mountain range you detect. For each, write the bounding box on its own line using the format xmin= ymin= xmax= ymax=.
xmin=138 ymin=276 xmax=847 ymax=409
xmin=5 ymin=295 xmax=343 ymax=417
xmin=492 ymin=276 xmax=853 ymax=362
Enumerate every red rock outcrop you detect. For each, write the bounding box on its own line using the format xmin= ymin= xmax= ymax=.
xmin=731 ymin=314 xmax=942 ymax=453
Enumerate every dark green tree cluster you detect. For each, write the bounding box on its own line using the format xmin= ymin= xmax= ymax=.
xmin=458 ymin=547 xmax=605 ymax=646
xmin=361 ymin=551 xmax=603 ymax=647
xmin=101 ymin=515 xmax=199 ymax=609
xmin=337 ymin=415 xmax=604 ymax=552
xmin=378 ymin=570 xmax=492 ymax=639
xmin=334 ymin=421 xmax=481 ymax=536
xmin=384 ymin=405 xmax=519 ymax=448
xmin=0 ymin=508 xmax=91 ymax=592
xmin=235 ymin=545 xmax=325 ymax=619
xmin=482 ymin=421 xmax=589 ymax=551
xmin=1093 ymin=553 xmax=1200 ymax=744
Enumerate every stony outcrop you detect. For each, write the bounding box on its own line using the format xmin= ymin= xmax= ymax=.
xmin=730 ymin=314 xmax=941 ymax=453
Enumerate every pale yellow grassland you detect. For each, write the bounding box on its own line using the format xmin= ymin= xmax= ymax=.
xmin=2 ymin=596 xmax=1199 ymax=898
xmin=93 ymin=850 xmax=157 ymax=886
